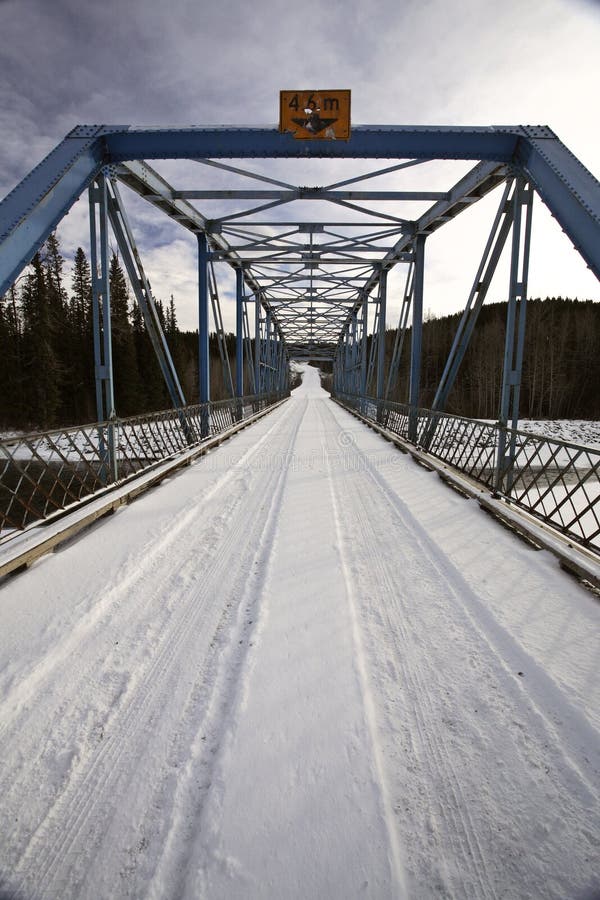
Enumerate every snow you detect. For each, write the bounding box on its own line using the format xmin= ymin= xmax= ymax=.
xmin=0 ymin=365 xmax=598 ymax=899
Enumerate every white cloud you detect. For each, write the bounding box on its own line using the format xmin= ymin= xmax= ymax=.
xmin=1 ymin=0 xmax=599 ymax=352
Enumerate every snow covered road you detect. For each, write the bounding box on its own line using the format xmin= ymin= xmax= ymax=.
xmin=0 ymin=366 xmax=599 ymax=899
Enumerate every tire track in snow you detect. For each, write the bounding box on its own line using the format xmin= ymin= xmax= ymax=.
xmin=321 ymin=398 xmax=599 ymax=898
xmin=317 ymin=400 xmax=495 ymax=899
xmin=148 ymin=397 xmax=310 ymax=900
xmin=326 ymin=400 xmax=600 ymax=803
xmin=318 ymin=403 xmax=409 ymax=899
xmin=4 ymin=400 xmax=302 ymax=899
xmin=0 ymin=397 xmax=296 ymax=738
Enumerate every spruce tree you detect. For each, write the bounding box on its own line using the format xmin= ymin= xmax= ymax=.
xmin=109 ymin=254 xmax=144 ymax=416
xmin=20 ymin=254 xmax=61 ymax=428
xmin=70 ymin=247 xmax=95 ymax=421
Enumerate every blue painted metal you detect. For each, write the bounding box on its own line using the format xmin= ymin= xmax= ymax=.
xmin=496 ymin=179 xmax=534 ymax=491
xmin=102 ymin=125 xmax=522 ymax=163
xmin=254 ymin=294 xmax=261 ymax=394
xmin=515 ymin=128 xmax=600 ymax=280
xmin=88 ymin=174 xmax=117 ymax=481
xmin=409 ymin=236 xmax=425 ymax=442
xmin=197 ymin=233 xmax=210 ymax=436
xmin=88 ymin=176 xmax=115 ymax=423
xmin=385 ymin=261 xmax=414 ymax=400
xmin=2 ymin=120 xmax=599 ymax=471
xmin=236 ymin=268 xmax=244 ymax=398
xmin=428 ymin=181 xmax=515 ymax=417
xmin=376 ymin=269 xmax=387 ymax=403
xmin=3 ymin=124 xmax=599 ymax=301
xmin=0 ymin=130 xmax=105 ymax=297
xmin=106 ymin=180 xmax=187 ymax=410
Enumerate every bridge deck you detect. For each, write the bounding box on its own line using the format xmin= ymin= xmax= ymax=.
xmin=0 ymin=367 xmax=598 ymax=899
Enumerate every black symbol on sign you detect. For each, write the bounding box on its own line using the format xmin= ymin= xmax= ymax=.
xmin=292 ymin=107 xmax=337 ymax=135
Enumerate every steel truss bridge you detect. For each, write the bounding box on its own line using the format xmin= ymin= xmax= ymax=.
xmin=0 ymin=124 xmax=599 ymax=563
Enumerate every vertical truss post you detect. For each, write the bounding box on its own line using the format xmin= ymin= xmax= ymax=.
xmin=350 ymin=312 xmax=358 ymax=394
xmin=333 ymin=343 xmax=340 ymax=393
xmin=235 ymin=267 xmax=244 ymax=420
xmin=366 ymin=295 xmax=380 ymax=394
xmin=376 ymin=268 xmax=388 ymax=422
xmin=280 ymin=333 xmax=289 ymax=392
xmin=496 ymin=178 xmax=534 ymax=493
xmin=89 ymin=173 xmax=117 ymax=482
xmin=198 ymin=232 xmax=210 ymax=437
xmin=242 ymin=294 xmax=256 ymax=394
xmin=265 ymin=310 xmax=272 ymax=393
xmin=409 ymin=234 xmax=426 ymax=442
xmin=254 ymin=294 xmax=262 ymax=396
xmin=360 ymin=292 xmax=368 ymax=408
xmin=208 ymin=262 xmax=235 ymax=399
xmin=345 ymin=323 xmax=352 ymax=393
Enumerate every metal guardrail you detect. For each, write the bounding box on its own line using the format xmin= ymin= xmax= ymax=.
xmin=334 ymin=392 xmax=600 ymax=555
xmin=0 ymin=392 xmax=287 ymax=534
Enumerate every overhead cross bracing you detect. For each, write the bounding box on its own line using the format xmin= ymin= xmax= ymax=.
xmin=114 ymin=153 xmax=466 ymax=361
xmin=2 ymin=124 xmax=599 ymax=368
xmin=1 ymin=123 xmax=600 ymax=434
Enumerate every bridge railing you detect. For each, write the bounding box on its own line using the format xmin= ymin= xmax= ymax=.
xmin=333 ymin=392 xmax=600 ymax=555
xmin=0 ymin=392 xmax=287 ymax=535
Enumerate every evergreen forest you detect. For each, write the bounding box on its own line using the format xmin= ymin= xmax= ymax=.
xmin=1 ymin=234 xmax=599 ymax=432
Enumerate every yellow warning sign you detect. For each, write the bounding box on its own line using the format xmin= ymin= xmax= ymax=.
xmin=279 ymin=90 xmax=351 ymax=140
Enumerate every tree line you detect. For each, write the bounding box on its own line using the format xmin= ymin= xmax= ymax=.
xmin=1 ymin=233 xmax=598 ymax=429
xmin=380 ymin=297 xmax=600 ymax=419
xmin=0 ymin=235 xmax=238 ymax=431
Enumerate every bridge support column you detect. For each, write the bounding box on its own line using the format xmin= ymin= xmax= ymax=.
xmin=254 ymin=294 xmax=262 ymax=396
xmin=496 ymin=178 xmax=533 ymax=493
xmin=89 ymin=173 xmax=117 ymax=482
xmin=198 ymin=232 xmax=210 ymax=436
xmin=360 ymin=293 xmax=368 ymax=409
xmin=376 ymin=269 xmax=388 ymax=422
xmin=409 ymin=234 xmax=426 ymax=442
xmin=235 ymin=267 xmax=244 ymax=419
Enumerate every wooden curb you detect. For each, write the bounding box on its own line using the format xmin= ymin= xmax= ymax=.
xmin=333 ymin=399 xmax=600 ymax=591
xmin=0 ymin=399 xmax=288 ymax=581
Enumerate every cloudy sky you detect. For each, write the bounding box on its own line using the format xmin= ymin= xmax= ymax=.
xmin=1 ymin=0 xmax=599 ymax=332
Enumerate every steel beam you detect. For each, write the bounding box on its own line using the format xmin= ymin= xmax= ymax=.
xmin=106 ymin=180 xmax=187 ymax=410
xmin=89 ymin=174 xmax=117 ymax=481
xmin=236 ymin=268 xmax=244 ymax=398
xmin=429 ymin=180 xmax=515 ymax=416
xmin=198 ymin=233 xmax=210 ymax=435
xmin=515 ymin=128 xmax=600 ymax=280
xmin=496 ymin=179 xmax=534 ymax=491
xmin=175 ymin=189 xmax=448 ymax=201
xmin=0 ymin=132 xmax=105 ymax=297
xmin=409 ymin=235 xmax=426 ymax=442
xmin=376 ymin=270 xmax=388 ymax=403
xmin=101 ymin=125 xmax=523 ymax=162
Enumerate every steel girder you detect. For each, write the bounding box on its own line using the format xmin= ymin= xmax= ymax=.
xmin=2 ymin=125 xmax=600 ymax=297
xmin=1 ymin=123 xmax=599 ymax=404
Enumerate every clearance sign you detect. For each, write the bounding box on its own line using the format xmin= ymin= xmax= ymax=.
xmin=279 ymin=90 xmax=351 ymax=140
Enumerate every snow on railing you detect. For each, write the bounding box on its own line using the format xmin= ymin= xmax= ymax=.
xmin=0 ymin=392 xmax=287 ymax=534
xmin=334 ymin=392 xmax=600 ymax=555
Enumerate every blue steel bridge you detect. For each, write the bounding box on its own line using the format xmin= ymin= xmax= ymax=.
xmin=0 ymin=123 xmax=599 ymax=577
xmin=1 ymin=122 xmax=600 ymax=900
